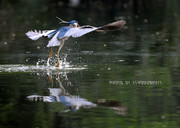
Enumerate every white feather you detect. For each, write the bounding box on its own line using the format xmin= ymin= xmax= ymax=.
xmin=42 ymin=30 xmax=55 ymax=36
xmin=25 ymin=29 xmax=54 ymax=40
xmin=71 ymin=27 xmax=98 ymax=38
xmin=47 ymin=31 xmax=61 ymax=47
xmin=26 ymin=26 xmax=100 ymax=47
xmin=64 ymin=27 xmax=99 ymax=38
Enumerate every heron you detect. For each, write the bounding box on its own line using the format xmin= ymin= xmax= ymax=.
xmin=26 ymin=17 xmax=126 ymax=67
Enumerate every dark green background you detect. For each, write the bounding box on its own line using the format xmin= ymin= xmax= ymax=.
xmin=0 ymin=0 xmax=180 ymax=128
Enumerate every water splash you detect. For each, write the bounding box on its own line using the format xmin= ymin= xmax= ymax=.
xmin=37 ymin=54 xmax=70 ymax=68
xmin=0 ymin=64 xmax=86 ymax=73
xmin=0 ymin=55 xmax=86 ymax=73
xmin=47 ymin=58 xmax=50 ymax=67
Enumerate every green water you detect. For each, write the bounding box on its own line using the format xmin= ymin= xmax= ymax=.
xmin=0 ymin=0 xmax=180 ymax=128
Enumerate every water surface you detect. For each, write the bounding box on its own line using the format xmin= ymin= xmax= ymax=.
xmin=0 ymin=1 xmax=180 ymax=128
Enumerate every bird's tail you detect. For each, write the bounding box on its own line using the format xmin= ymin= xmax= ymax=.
xmin=25 ymin=30 xmax=55 ymax=40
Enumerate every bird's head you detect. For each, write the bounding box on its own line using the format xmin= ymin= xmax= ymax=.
xmin=56 ymin=17 xmax=80 ymax=28
xmin=68 ymin=20 xmax=80 ymax=28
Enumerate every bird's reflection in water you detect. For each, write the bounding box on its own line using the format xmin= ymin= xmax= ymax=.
xmin=95 ymin=99 xmax=127 ymax=115
xmin=27 ymin=71 xmax=127 ymax=114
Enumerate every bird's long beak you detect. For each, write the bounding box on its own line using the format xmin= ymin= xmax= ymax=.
xmin=77 ymin=24 xmax=80 ymax=27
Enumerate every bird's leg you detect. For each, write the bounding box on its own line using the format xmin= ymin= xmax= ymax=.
xmin=49 ymin=47 xmax=53 ymax=59
xmin=56 ymin=51 xmax=60 ymax=67
xmin=56 ymin=40 xmax=64 ymax=67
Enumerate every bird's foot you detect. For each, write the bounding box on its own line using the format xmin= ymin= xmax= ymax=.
xmin=56 ymin=61 xmax=59 ymax=67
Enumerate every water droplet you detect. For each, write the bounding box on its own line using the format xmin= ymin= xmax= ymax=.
xmin=12 ymin=33 xmax=16 ymax=37
xmin=156 ymin=32 xmax=160 ymax=35
xmin=26 ymin=51 xmax=31 ymax=54
xmin=135 ymin=60 xmax=140 ymax=62
xmin=161 ymin=116 xmax=165 ymax=119
xmin=144 ymin=19 xmax=148 ymax=23
xmin=164 ymin=39 xmax=169 ymax=42
xmin=26 ymin=58 xmax=30 ymax=62
xmin=4 ymin=42 xmax=7 ymax=45
xmin=37 ymin=46 xmax=41 ymax=49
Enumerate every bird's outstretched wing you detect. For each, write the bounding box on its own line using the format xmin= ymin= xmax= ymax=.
xmin=26 ymin=27 xmax=71 ymax=47
xmin=46 ymin=20 xmax=126 ymax=47
xmin=64 ymin=20 xmax=126 ymax=38
xmin=64 ymin=26 xmax=99 ymax=38
xmin=25 ymin=30 xmax=55 ymax=40
xmin=26 ymin=20 xmax=126 ymax=47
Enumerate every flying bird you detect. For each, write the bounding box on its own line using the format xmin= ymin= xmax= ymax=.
xmin=26 ymin=17 xmax=126 ymax=67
